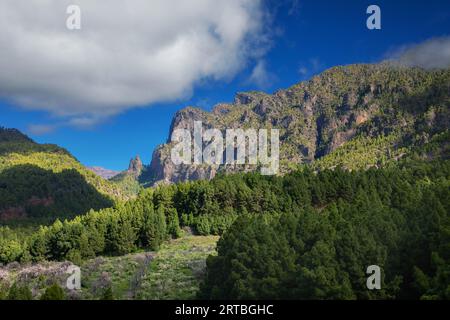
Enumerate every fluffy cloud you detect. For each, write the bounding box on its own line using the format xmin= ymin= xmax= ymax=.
xmin=0 ymin=0 xmax=267 ymax=122
xmin=387 ymin=36 xmax=450 ymax=69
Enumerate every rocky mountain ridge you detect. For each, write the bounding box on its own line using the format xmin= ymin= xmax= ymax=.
xmin=139 ymin=63 xmax=449 ymax=185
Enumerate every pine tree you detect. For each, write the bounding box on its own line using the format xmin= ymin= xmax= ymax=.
xmin=100 ymin=285 xmax=114 ymax=300
xmin=167 ymin=208 xmax=181 ymax=238
xmin=7 ymin=283 xmax=33 ymax=300
xmin=40 ymin=283 xmax=66 ymax=300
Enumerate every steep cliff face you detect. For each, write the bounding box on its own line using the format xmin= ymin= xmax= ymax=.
xmin=143 ymin=63 xmax=450 ymax=185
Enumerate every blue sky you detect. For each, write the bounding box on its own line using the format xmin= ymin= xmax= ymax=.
xmin=1 ymin=0 xmax=449 ymax=170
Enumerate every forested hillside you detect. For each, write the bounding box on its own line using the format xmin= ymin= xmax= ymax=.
xmin=1 ymin=159 xmax=448 ymax=299
xmin=200 ymin=161 xmax=450 ymax=300
xmin=0 ymin=127 xmax=132 ymax=225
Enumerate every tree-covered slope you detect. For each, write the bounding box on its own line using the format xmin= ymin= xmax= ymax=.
xmin=0 ymin=127 xmax=130 ymax=224
xmin=1 ymin=159 xmax=448 ymax=299
xmin=197 ymin=161 xmax=450 ymax=300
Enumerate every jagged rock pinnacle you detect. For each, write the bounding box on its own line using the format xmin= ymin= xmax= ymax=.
xmin=128 ymin=155 xmax=143 ymax=176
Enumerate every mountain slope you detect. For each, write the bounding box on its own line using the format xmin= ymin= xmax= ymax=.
xmin=109 ymin=156 xmax=143 ymax=195
xmin=0 ymin=128 xmax=130 ymax=223
xmin=143 ymin=63 xmax=449 ymax=185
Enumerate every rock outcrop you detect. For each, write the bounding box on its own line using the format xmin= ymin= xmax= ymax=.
xmin=127 ymin=155 xmax=143 ymax=177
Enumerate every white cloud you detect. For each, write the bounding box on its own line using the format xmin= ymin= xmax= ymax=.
xmin=386 ymin=36 xmax=450 ymax=69
xmin=0 ymin=0 xmax=268 ymax=123
xmin=246 ymin=60 xmax=275 ymax=89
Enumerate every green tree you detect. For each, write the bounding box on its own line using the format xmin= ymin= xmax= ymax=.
xmin=142 ymin=204 xmax=167 ymax=250
xmin=106 ymin=212 xmax=137 ymax=255
xmin=7 ymin=283 xmax=32 ymax=300
xmin=100 ymin=286 xmax=115 ymax=300
xmin=167 ymin=208 xmax=181 ymax=238
xmin=0 ymin=239 xmax=23 ymax=264
xmin=40 ymin=283 xmax=66 ymax=300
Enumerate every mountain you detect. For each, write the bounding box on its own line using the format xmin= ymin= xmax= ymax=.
xmin=142 ymin=63 xmax=449 ymax=185
xmin=1 ymin=63 xmax=448 ymax=221
xmin=87 ymin=166 xmax=120 ymax=180
xmin=0 ymin=128 xmax=132 ymax=223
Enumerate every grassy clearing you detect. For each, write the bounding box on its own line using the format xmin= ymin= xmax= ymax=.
xmin=80 ymin=252 xmax=154 ymax=299
xmin=136 ymin=235 xmax=219 ymax=300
